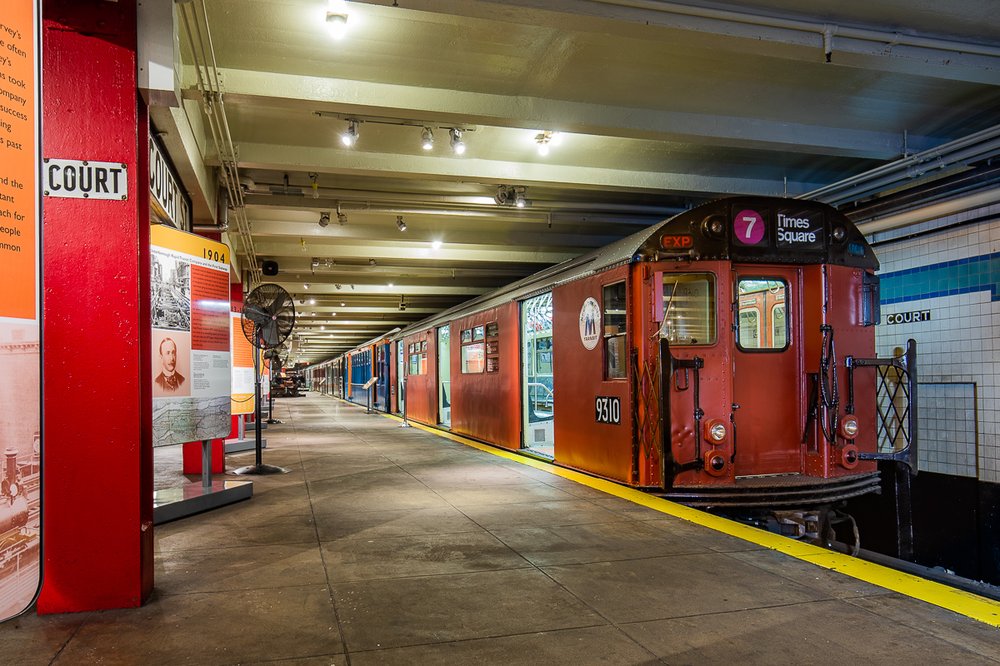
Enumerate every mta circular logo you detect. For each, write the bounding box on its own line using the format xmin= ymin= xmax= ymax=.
xmin=579 ymin=297 xmax=601 ymax=350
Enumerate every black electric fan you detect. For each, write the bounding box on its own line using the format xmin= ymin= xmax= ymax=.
xmin=233 ymin=283 xmax=296 ymax=475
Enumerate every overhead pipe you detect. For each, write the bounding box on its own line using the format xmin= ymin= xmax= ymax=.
xmin=243 ymin=183 xmax=684 ymax=216
xmin=857 ymin=188 xmax=1000 ymax=236
xmin=802 ymin=123 xmax=1000 ymax=204
xmin=592 ymin=0 xmax=1000 ymax=59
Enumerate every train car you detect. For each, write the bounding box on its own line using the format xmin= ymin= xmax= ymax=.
xmin=338 ymin=330 xmax=398 ymax=412
xmin=342 ymin=196 xmax=919 ymax=511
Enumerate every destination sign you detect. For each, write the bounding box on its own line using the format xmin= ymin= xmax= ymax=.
xmin=776 ymin=209 xmax=825 ymax=250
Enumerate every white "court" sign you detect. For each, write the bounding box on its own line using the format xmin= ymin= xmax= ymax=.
xmin=43 ymin=158 xmax=128 ymax=200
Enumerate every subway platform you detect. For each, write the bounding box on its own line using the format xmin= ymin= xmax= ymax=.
xmin=2 ymin=394 xmax=998 ymax=665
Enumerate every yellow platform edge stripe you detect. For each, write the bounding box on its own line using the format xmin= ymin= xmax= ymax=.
xmin=375 ymin=409 xmax=1000 ymax=628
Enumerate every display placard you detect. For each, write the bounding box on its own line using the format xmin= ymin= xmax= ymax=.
xmin=151 ymin=225 xmax=231 ymax=446
xmin=0 ymin=0 xmax=40 ymax=623
xmin=230 ymin=311 xmax=255 ymax=415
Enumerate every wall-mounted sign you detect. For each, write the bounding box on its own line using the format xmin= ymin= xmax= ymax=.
xmin=885 ymin=310 xmax=931 ymax=325
xmin=0 ymin=0 xmax=40 ymax=624
xmin=151 ymin=225 xmax=231 ymax=446
xmin=42 ymin=158 xmax=127 ymax=200
xmin=149 ymin=134 xmax=191 ymax=231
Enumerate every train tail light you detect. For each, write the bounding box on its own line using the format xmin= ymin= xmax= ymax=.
xmin=840 ymin=414 xmax=859 ymax=440
xmin=704 ymin=419 xmax=727 ymax=444
xmin=703 ymin=450 xmax=727 ymax=476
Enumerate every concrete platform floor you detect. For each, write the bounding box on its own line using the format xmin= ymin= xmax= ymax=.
xmin=3 ymin=394 xmax=998 ymax=665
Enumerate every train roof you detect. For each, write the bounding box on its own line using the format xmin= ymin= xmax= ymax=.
xmin=389 ymin=196 xmax=876 ymax=341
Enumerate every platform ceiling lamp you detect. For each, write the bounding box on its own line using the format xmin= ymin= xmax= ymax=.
xmin=449 ymin=128 xmax=466 ymax=155
xmin=341 ymin=120 xmax=359 ymax=147
xmin=326 ymin=0 xmax=350 ymax=39
xmin=421 ymin=127 xmax=434 ymax=151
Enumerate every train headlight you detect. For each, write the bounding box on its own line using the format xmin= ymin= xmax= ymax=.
xmin=704 ymin=419 xmax=727 ymax=443
xmin=840 ymin=415 xmax=859 ymax=439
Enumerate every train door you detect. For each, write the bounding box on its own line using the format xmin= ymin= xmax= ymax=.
xmin=731 ymin=266 xmax=802 ymax=475
xmin=396 ymin=342 xmax=405 ymax=414
xmin=521 ymin=293 xmax=554 ymax=456
xmin=437 ymin=326 xmax=451 ymax=426
xmin=376 ymin=344 xmax=389 ymax=411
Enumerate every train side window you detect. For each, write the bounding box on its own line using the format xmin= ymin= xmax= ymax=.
xmin=736 ymin=278 xmax=789 ymax=351
xmin=660 ymin=273 xmax=716 ymax=345
xmin=603 ymin=281 xmax=627 ymax=379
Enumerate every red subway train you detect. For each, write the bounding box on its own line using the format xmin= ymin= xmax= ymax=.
xmin=310 ymin=196 xmax=917 ymax=510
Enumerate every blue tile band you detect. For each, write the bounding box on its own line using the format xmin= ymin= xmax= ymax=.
xmin=879 ymin=252 xmax=1000 ymax=305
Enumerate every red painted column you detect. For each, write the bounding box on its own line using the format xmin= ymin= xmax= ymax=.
xmin=38 ymin=0 xmax=153 ymax=612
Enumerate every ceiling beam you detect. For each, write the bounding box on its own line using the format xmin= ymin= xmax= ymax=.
xmin=204 ymin=68 xmax=937 ymax=160
xmin=212 ymin=141 xmax=816 ymax=198
xmin=353 ymin=0 xmax=1000 ymax=85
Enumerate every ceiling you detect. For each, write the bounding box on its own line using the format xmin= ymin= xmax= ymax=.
xmin=153 ymin=0 xmax=1000 ymax=364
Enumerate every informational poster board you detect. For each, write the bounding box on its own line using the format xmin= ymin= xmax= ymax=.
xmin=231 ymin=311 xmax=255 ymax=415
xmin=0 ymin=0 xmax=40 ymax=623
xmin=151 ymin=225 xmax=231 ymax=446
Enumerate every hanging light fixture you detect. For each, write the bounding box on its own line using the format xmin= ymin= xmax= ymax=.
xmin=396 ymin=215 xmax=407 ymax=232
xmin=449 ymin=128 xmax=466 ymax=155
xmin=420 ymin=127 xmax=434 ymax=150
xmin=341 ymin=120 xmax=359 ymax=147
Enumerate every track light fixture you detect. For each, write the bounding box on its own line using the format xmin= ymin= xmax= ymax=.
xmin=318 ymin=212 xmax=330 ymax=227
xmin=303 ymin=283 xmax=310 ymax=290
xmin=421 ymin=127 xmax=434 ymax=150
xmin=369 ymin=258 xmax=376 ymax=266
xmin=494 ymin=184 xmax=530 ymax=208
xmin=449 ymin=128 xmax=466 ymax=155
xmin=311 ymin=258 xmax=320 ymax=270
xmin=396 ymin=215 xmax=407 ymax=232
xmin=336 ymin=202 xmax=347 ymax=225
xmin=341 ymin=120 xmax=359 ymax=147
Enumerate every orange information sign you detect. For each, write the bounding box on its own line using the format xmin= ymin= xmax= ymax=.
xmin=231 ymin=311 xmax=255 ymax=415
xmin=0 ymin=0 xmax=39 ymax=624
xmin=0 ymin=0 xmax=37 ymax=320
xmin=151 ymin=225 xmax=232 ymax=446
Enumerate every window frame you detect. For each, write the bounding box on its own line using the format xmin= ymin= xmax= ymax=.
xmin=602 ymin=280 xmax=627 ymax=381
xmin=735 ymin=277 xmax=790 ymax=353
xmin=659 ymin=272 xmax=718 ymax=346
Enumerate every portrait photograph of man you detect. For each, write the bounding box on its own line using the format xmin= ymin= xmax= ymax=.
xmin=152 ymin=331 xmax=191 ymax=397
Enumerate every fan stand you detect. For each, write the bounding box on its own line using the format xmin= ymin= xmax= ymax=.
xmin=232 ymin=327 xmax=289 ymax=475
xmin=266 ymin=366 xmax=282 ymax=424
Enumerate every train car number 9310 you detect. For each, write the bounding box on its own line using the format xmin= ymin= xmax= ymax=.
xmin=595 ymin=396 xmax=621 ymax=424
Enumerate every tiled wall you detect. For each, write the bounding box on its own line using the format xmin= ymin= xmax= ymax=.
xmin=870 ymin=202 xmax=1000 ymax=482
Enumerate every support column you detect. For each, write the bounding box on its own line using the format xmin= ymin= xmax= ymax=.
xmin=38 ymin=0 xmax=153 ymax=612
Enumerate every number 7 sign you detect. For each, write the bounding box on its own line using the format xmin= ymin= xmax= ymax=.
xmin=733 ymin=209 xmax=766 ymax=246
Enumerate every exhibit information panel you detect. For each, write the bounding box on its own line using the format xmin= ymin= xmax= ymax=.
xmin=151 ymin=225 xmax=231 ymax=446
xmin=0 ymin=0 xmax=40 ymax=623
xmin=231 ymin=310 xmax=255 ymax=415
